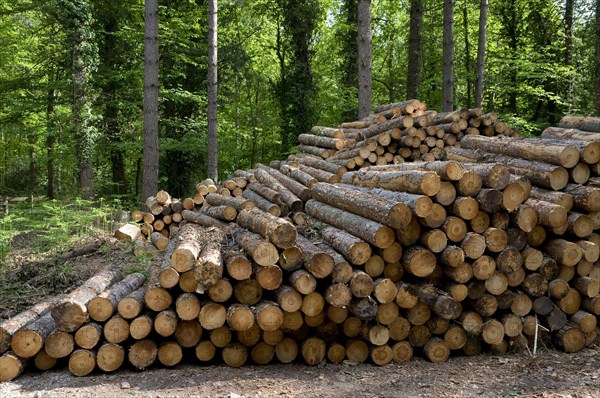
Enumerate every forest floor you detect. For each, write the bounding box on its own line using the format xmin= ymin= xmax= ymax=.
xmin=1 ymin=212 xmax=600 ymax=397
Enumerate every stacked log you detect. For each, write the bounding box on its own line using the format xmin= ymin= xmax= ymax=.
xmin=5 ymin=106 xmax=600 ymax=382
xmin=122 ymin=183 xmax=255 ymax=251
xmin=294 ymin=101 xmax=517 ymax=170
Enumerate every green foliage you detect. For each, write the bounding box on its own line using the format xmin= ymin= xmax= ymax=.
xmin=0 ymin=0 xmax=599 ymax=200
xmin=0 ymin=197 xmax=121 ymax=264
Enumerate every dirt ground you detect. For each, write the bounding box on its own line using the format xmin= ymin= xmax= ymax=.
xmin=1 ymin=347 xmax=600 ymax=398
xmin=2 ymin=232 xmax=600 ymax=397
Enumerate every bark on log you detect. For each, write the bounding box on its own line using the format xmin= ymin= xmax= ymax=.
xmin=51 ymin=267 xmax=123 ymax=333
xmin=237 ymin=208 xmax=297 ymax=249
xmin=341 ymin=169 xmax=441 ymax=196
xmin=305 ymin=200 xmax=395 ymax=249
xmin=460 ymin=135 xmax=580 ymax=168
xmin=194 ymin=242 xmax=223 ymax=294
xmin=88 ymin=273 xmax=146 ymax=322
xmin=448 ymin=148 xmax=569 ymax=190
xmin=311 ymin=182 xmax=412 ymax=229
xmin=559 ymin=116 xmax=600 ymax=132
xmin=0 ymin=294 xmax=65 ymax=355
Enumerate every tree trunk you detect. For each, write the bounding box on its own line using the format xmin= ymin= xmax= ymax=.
xmin=357 ymin=0 xmax=372 ymax=118
xmin=406 ymin=0 xmax=423 ymax=99
xmin=474 ymin=0 xmax=488 ymax=108
xmin=71 ymin=1 xmax=97 ymax=199
xmin=442 ymin=0 xmax=455 ymax=112
xmin=207 ymin=0 xmax=218 ymax=181
xmin=463 ymin=2 xmax=472 ymax=108
xmin=142 ymin=0 xmax=159 ymax=205
xmin=596 ymin=0 xmax=600 ymax=115
xmin=46 ymin=81 xmax=56 ymax=199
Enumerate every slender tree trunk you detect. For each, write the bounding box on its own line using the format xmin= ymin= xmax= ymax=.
xmin=406 ymin=0 xmax=423 ymax=100
xmin=28 ymin=134 xmax=36 ymax=194
xmin=46 ymin=85 xmax=55 ymax=199
xmin=72 ymin=23 xmax=95 ymax=199
xmin=565 ymin=0 xmax=573 ymax=67
xmin=207 ymin=0 xmax=218 ymax=181
xmin=463 ymin=3 xmax=471 ymax=108
xmin=342 ymin=0 xmax=358 ymax=120
xmin=357 ymin=0 xmax=372 ymax=118
xmin=595 ymin=0 xmax=600 ymax=115
xmin=442 ymin=0 xmax=455 ymax=112
xmin=102 ymin=16 xmax=126 ymax=195
xmin=142 ymin=0 xmax=159 ymax=203
xmin=508 ymin=6 xmax=518 ymax=113
xmin=475 ymin=0 xmax=488 ymax=108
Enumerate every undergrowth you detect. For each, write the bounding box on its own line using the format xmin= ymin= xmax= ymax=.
xmin=0 ymin=197 xmax=123 ymax=265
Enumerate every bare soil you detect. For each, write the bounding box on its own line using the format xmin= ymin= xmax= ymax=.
xmin=1 ymin=348 xmax=600 ymax=398
xmin=1 ymin=233 xmax=600 ymax=397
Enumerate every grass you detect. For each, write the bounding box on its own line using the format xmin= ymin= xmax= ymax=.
xmin=0 ymin=197 xmax=124 ymax=265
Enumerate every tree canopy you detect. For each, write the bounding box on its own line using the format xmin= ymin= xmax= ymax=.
xmin=0 ymin=0 xmax=597 ymax=199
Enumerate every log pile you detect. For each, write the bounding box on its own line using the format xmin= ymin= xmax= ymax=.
xmin=3 ymin=105 xmax=600 ymax=381
xmin=294 ymin=99 xmax=517 ymax=169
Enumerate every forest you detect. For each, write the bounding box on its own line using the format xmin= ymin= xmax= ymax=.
xmin=0 ymin=0 xmax=599 ymax=201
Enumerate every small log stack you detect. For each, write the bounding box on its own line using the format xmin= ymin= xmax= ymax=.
xmin=3 ymin=104 xmax=600 ymax=382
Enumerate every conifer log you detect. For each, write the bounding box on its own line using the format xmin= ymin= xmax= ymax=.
xmin=51 ymin=267 xmax=123 ymax=333
xmin=305 ymin=200 xmax=395 ymax=249
xmin=0 ymin=294 xmax=65 ymax=355
xmin=448 ymin=148 xmax=570 ymax=190
xmin=88 ymin=273 xmax=146 ymax=322
xmin=311 ymin=182 xmax=411 ymax=229
xmin=563 ymin=184 xmax=600 ymax=213
xmin=559 ymin=116 xmax=600 ymax=132
xmin=97 ymin=342 xmax=125 ymax=372
xmin=117 ymin=287 xmax=145 ymax=320
xmin=68 ymin=349 xmax=96 ymax=377
xmin=341 ymin=169 xmax=441 ymax=196
xmin=181 ymin=209 xmax=228 ymax=229
xmin=128 ymin=339 xmax=158 ymax=369
xmin=0 ymin=351 xmax=28 ymax=382
xmin=237 ymin=208 xmax=297 ymax=249
xmin=114 ymin=224 xmax=141 ymax=242
xmin=205 ymin=193 xmax=255 ymax=211
xmin=199 ymin=204 xmax=238 ymax=221
xmin=255 ymin=165 xmax=310 ymax=204
xmin=194 ymin=242 xmax=223 ymax=294
xmin=231 ymin=228 xmax=279 ymax=267
xmin=338 ymin=184 xmax=433 ymax=218
xmin=74 ymin=323 xmax=102 ymax=350
xmin=11 ymin=313 xmax=56 ymax=358
xmin=242 ymin=189 xmax=281 ymax=216
xmin=460 ymin=135 xmax=580 ymax=168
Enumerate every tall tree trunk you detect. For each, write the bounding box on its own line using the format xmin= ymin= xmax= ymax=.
xmin=442 ymin=0 xmax=455 ymax=112
xmin=565 ymin=0 xmax=573 ymax=67
xmin=595 ymin=0 xmax=600 ymax=115
xmin=207 ymin=0 xmax=218 ymax=181
xmin=463 ymin=2 xmax=471 ymax=108
xmin=508 ymin=5 xmax=518 ymax=113
xmin=71 ymin=2 xmax=96 ymax=200
xmin=46 ymin=84 xmax=55 ymax=199
xmin=142 ymin=0 xmax=159 ymax=204
xmin=28 ymin=134 xmax=36 ymax=195
xmin=474 ymin=0 xmax=488 ymax=108
xmin=406 ymin=0 xmax=423 ymax=100
xmin=357 ymin=0 xmax=372 ymax=119
xmin=101 ymin=15 xmax=126 ymax=195
xmin=341 ymin=0 xmax=358 ymax=120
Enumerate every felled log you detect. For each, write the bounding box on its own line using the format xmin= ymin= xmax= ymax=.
xmin=51 ymin=267 xmax=123 ymax=333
